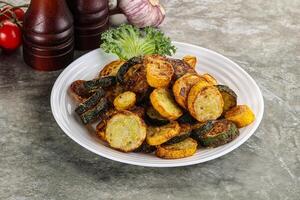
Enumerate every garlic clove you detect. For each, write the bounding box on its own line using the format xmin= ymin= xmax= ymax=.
xmin=109 ymin=14 xmax=128 ymax=26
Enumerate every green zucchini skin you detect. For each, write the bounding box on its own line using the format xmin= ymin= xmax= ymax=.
xmin=192 ymin=120 xmax=239 ymax=147
xmin=145 ymin=106 xmax=169 ymax=126
xmin=75 ymin=88 xmax=106 ymax=115
xmin=216 ymin=85 xmax=237 ymax=114
xmin=177 ymin=112 xmax=197 ymax=125
xmin=83 ymin=76 xmax=116 ymax=92
xmin=134 ymin=142 xmax=156 ymax=153
xmin=116 ymin=56 xmax=143 ymax=84
xmin=164 ymin=130 xmax=191 ymax=145
xmin=80 ymin=97 xmax=109 ymax=124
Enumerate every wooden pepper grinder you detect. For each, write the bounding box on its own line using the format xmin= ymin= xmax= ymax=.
xmin=23 ymin=0 xmax=74 ymax=71
xmin=66 ymin=0 xmax=109 ymax=50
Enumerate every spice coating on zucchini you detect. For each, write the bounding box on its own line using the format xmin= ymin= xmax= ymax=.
xmin=168 ymin=58 xmax=196 ymax=80
xmin=116 ymin=56 xmax=143 ymax=84
xmin=79 ymin=97 xmax=109 ymax=124
xmin=164 ymin=124 xmax=192 ymax=145
xmin=146 ymin=121 xmax=181 ymax=146
xmin=84 ymin=76 xmax=117 ymax=92
xmin=75 ymin=88 xmax=106 ymax=115
xmin=216 ymin=85 xmax=237 ymax=114
xmin=225 ymin=105 xmax=255 ymax=128
xmin=99 ymin=59 xmax=125 ymax=77
xmin=150 ymin=88 xmax=183 ymax=120
xmin=106 ymin=111 xmax=146 ymax=152
xmin=145 ymin=106 xmax=169 ymax=126
xmin=156 ymin=138 xmax=198 ymax=159
xmin=192 ymin=120 xmax=239 ymax=147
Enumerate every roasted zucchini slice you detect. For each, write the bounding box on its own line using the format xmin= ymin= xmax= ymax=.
xmin=75 ymin=88 xmax=106 ymax=115
xmin=116 ymin=56 xmax=143 ymax=84
xmin=145 ymin=106 xmax=169 ymax=126
xmin=99 ymin=60 xmax=125 ymax=77
xmin=188 ymin=85 xmax=223 ymax=122
xmin=69 ymin=81 xmax=87 ymax=103
xmin=83 ymin=76 xmax=117 ymax=92
xmin=150 ymin=88 xmax=183 ymax=120
xmin=146 ymin=121 xmax=181 ymax=146
xmin=144 ymin=54 xmax=174 ymax=88
xmin=168 ymin=58 xmax=196 ymax=80
xmin=172 ymin=73 xmax=203 ymax=109
xmin=216 ymin=85 xmax=237 ymax=114
xmin=113 ymin=91 xmax=136 ymax=110
xmin=177 ymin=112 xmax=197 ymax=125
xmin=129 ymin=106 xmax=145 ymax=118
xmin=70 ymin=80 xmax=91 ymax=98
xmin=156 ymin=138 xmax=198 ymax=159
xmin=225 ymin=105 xmax=255 ymax=128
xmin=79 ymin=97 xmax=109 ymax=124
xmin=191 ymin=119 xmax=239 ymax=147
xmin=164 ymin=124 xmax=192 ymax=145
xmin=202 ymin=73 xmax=217 ymax=85
xmin=105 ymin=111 xmax=146 ymax=152
xmin=134 ymin=142 xmax=156 ymax=153
xmin=182 ymin=55 xmax=197 ymax=68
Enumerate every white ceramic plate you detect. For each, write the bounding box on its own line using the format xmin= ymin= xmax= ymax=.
xmin=51 ymin=42 xmax=264 ymax=167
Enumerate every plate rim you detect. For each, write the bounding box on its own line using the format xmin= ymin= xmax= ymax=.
xmin=50 ymin=41 xmax=264 ymax=167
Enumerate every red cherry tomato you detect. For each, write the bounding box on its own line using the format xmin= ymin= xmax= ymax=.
xmin=0 ymin=6 xmax=25 ymax=22
xmin=0 ymin=20 xmax=22 ymax=52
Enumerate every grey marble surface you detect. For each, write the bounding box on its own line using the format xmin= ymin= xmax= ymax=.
xmin=1 ymin=0 xmax=299 ymax=199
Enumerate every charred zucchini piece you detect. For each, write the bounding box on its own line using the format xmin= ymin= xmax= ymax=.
xmin=134 ymin=142 xmax=156 ymax=153
xmin=202 ymin=73 xmax=217 ymax=85
xmin=156 ymin=138 xmax=198 ymax=159
xmin=129 ymin=106 xmax=145 ymax=118
xmin=150 ymin=88 xmax=183 ymax=120
xmin=177 ymin=112 xmax=197 ymax=125
xmin=173 ymin=73 xmax=203 ymax=109
xmin=113 ymin=91 xmax=136 ymax=110
xmin=225 ymin=105 xmax=255 ymax=128
xmin=216 ymin=85 xmax=237 ymax=114
xmin=192 ymin=119 xmax=239 ymax=147
xmin=116 ymin=56 xmax=143 ymax=84
xmin=70 ymin=80 xmax=91 ymax=98
xmin=144 ymin=54 xmax=174 ymax=88
xmin=99 ymin=60 xmax=125 ymax=77
xmin=191 ymin=120 xmax=214 ymax=141
xmin=75 ymin=88 xmax=106 ymax=115
xmin=106 ymin=111 xmax=146 ymax=152
xmin=83 ymin=76 xmax=117 ymax=92
xmin=145 ymin=106 xmax=169 ymax=126
xmin=188 ymin=85 xmax=223 ymax=122
xmin=182 ymin=55 xmax=197 ymax=68
xmin=164 ymin=124 xmax=192 ymax=145
xmin=79 ymin=97 xmax=109 ymax=124
xmin=146 ymin=121 xmax=181 ymax=146
xmin=168 ymin=58 xmax=196 ymax=80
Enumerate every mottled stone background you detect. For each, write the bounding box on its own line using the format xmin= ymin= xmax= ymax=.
xmin=1 ymin=0 xmax=299 ymax=199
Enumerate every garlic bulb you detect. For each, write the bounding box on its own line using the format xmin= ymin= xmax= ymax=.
xmin=119 ymin=0 xmax=165 ymax=28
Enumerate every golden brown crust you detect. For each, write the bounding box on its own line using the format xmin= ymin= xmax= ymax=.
xmin=182 ymin=55 xmax=197 ymax=69
xmin=146 ymin=121 xmax=181 ymax=146
xmin=150 ymin=88 xmax=183 ymax=120
xmin=225 ymin=105 xmax=255 ymax=128
xmin=172 ymin=73 xmax=203 ymax=109
xmin=156 ymin=138 xmax=198 ymax=159
xmin=202 ymin=73 xmax=217 ymax=85
xmin=113 ymin=91 xmax=136 ymax=110
xmin=99 ymin=60 xmax=125 ymax=77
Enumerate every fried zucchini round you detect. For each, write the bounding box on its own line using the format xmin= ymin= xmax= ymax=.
xmin=164 ymin=124 xmax=192 ymax=145
xmin=146 ymin=121 xmax=181 ymax=146
xmin=182 ymin=55 xmax=197 ymax=68
xmin=150 ymin=88 xmax=183 ymax=120
xmin=106 ymin=111 xmax=146 ymax=152
xmin=145 ymin=106 xmax=169 ymax=126
xmin=113 ymin=91 xmax=136 ymax=110
xmin=187 ymin=85 xmax=224 ymax=122
xmin=216 ymin=85 xmax=237 ymax=114
xmin=144 ymin=55 xmax=174 ymax=88
xmin=156 ymin=138 xmax=198 ymax=159
xmin=99 ymin=60 xmax=125 ymax=77
xmin=168 ymin=58 xmax=196 ymax=80
xmin=191 ymin=120 xmax=239 ymax=147
xmin=202 ymin=73 xmax=217 ymax=85
xmin=225 ymin=105 xmax=255 ymax=128
xmin=172 ymin=73 xmax=203 ymax=109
